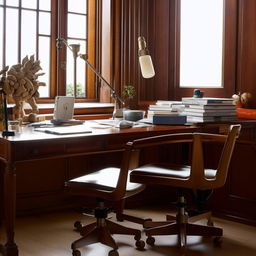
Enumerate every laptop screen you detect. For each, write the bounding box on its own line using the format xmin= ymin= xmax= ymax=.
xmin=53 ymin=96 xmax=75 ymax=121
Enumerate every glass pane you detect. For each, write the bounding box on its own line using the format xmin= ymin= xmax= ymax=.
xmin=179 ymin=0 xmax=224 ymax=87
xmin=0 ymin=0 xmax=3 ymax=5
xmin=0 ymin=8 xmax=3 ymax=68
xmin=39 ymin=0 xmax=51 ymax=11
xmin=66 ymin=40 xmax=86 ymax=97
xmin=76 ymin=40 xmax=86 ymax=97
xmin=68 ymin=13 xmax=86 ymax=39
xmin=21 ymin=10 xmax=36 ymax=57
xmin=6 ymin=0 xmax=19 ymax=6
xmin=76 ymin=58 xmax=86 ymax=97
xmin=68 ymin=0 xmax=87 ymax=14
xmin=6 ymin=8 xmax=18 ymax=66
xmin=39 ymin=12 xmax=50 ymax=35
xmin=66 ymin=45 xmax=75 ymax=96
xmin=22 ymin=0 xmax=37 ymax=9
xmin=38 ymin=36 xmax=50 ymax=97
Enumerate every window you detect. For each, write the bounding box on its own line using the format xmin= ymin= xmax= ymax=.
xmin=174 ymin=0 xmax=237 ymax=98
xmin=0 ymin=0 xmax=97 ymax=101
xmin=179 ymin=0 xmax=224 ymax=88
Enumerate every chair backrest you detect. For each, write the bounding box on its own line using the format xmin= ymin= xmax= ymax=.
xmin=190 ymin=124 xmax=241 ymax=189
xmin=119 ymin=125 xmax=241 ymax=193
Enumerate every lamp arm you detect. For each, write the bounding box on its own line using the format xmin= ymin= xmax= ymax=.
xmin=79 ymin=54 xmax=124 ymax=106
xmin=57 ymin=37 xmax=124 ymax=108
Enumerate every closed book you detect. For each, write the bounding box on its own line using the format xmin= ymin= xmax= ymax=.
xmin=185 ymin=104 xmax=235 ymax=110
xmin=156 ymin=100 xmax=183 ymax=106
xmin=184 ymin=110 xmax=236 ymax=117
xmin=148 ymin=110 xmax=178 ymax=115
xmin=153 ymin=114 xmax=187 ymax=125
xmin=236 ymin=108 xmax=256 ymax=119
xmin=149 ymin=105 xmax=172 ymax=110
xmin=187 ymin=115 xmax=237 ymax=123
xmin=184 ymin=107 xmax=235 ymax=113
xmin=182 ymin=97 xmax=233 ymax=105
xmin=149 ymin=105 xmax=184 ymax=112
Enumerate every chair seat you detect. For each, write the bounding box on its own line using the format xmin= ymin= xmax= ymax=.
xmin=67 ymin=167 xmax=143 ymax=192
xmin=130 ymin=163 xmax=217 ymax=186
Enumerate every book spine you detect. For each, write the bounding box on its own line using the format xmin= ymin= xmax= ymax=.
xmin=184 ymin=111 xmax=236 ymax=117
xmin=153 ymin=115 xmax=187 ymax=125
xmin=185 ymin=104 xmax=236 ymax=110
xmin=182 ymin=100 xmax=233 ymax=105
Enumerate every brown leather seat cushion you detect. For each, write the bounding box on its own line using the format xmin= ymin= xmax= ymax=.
xmin=68 ymin=167 xmax=143 ymax=192
xmin=131 ymin=163 xmax=216 ymax=180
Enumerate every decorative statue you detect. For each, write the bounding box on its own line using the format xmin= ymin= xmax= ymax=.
xmin=0 ymin=55 xmax=46 ymax=120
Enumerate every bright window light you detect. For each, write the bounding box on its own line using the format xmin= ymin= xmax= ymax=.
xmin=179 ymin=0 xmax=224 ymax=88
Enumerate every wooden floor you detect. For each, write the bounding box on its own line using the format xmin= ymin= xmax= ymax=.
xmin=1 ymin=205 xmax=256 ymax=256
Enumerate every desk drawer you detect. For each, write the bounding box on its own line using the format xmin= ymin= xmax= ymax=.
xmin=65 ymin=136 xmax=104 ymax=154
xmin=14 ymin=141 xmax=66 ymax=161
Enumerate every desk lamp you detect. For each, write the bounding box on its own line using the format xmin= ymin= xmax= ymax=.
xmin=56 ymin=38 xmax=125 ymax=118
xmin=138 ymin=36 xmax=155 ymax=79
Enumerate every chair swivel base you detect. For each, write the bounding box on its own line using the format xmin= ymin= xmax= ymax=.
xmin=145 ymin=220 xmax=223 ymax=248
xmin=144 ymin=196 xmax=222 ymax=248
xmin=71 ymin=217 xmax=145 ymax=256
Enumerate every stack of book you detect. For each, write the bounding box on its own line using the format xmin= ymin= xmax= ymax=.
xmin=147 ymin=100 xmax=184 ymax=118
xmin=147 ymin=100 xmax=186 ymax=125
xmin=182 ymin=97 xmax=237 ymax=123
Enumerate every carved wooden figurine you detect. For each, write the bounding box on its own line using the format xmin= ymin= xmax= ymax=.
xmin=0 ymin=55 xmax=46 ymax=120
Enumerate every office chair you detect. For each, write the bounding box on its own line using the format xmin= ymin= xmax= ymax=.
xmin=129 ymin=124 xmax=241 ymax=248
xmin=65 ymin=144 xmax=148 ymax=256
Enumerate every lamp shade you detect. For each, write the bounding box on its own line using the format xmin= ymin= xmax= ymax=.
xmin=139 ymin=55 xmax=155 ymax=79
xmin=138 ymin=36 xmax=155 ymax=79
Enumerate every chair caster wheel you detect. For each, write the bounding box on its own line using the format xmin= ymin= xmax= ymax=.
xmin=213 ymin=236 xmax=222 ymax=246
xmin=146 ymin=236 xmax=155 ymax=246
xmin=74 ymin=221 xmax=83 ymax=231
xmin=108 ymin=249 xmax=119 ymax=256
xmin=135 ymin=240 xmax=145 ymax=250
xmin=72 ymin=249 xmax=81 ymax=256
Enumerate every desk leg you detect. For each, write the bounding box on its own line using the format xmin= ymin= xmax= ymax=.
xmin=3 ymin=164 xmax=18 ymax=256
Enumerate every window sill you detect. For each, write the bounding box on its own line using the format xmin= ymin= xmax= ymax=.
xmin=10 ymin=102 xmax=115 ymax=120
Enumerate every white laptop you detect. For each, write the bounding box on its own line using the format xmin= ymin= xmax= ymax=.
xmin=51 ymin=96 xmax=83 ymax=125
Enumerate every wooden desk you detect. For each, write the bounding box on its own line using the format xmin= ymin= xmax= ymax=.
xmin=0 ymin=122 xmax=196 ymax=256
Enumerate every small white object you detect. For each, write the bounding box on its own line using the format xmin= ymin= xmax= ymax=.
xmin=118 ymin=120 xmax=133 ymax=129
xmin=52 ymin=96 xmax=75 ymax=122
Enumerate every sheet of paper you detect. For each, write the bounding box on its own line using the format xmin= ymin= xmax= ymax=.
xmin=34 ymin=125 xmax=92 ymax=135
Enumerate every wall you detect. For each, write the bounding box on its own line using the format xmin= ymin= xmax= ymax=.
xmin=118 ymin=0 xmax=256 ymax=107
xmin=237 ymin=0 xmax=256 ymax=107
xmin=119 ymin=0 xmax=172 ymax=107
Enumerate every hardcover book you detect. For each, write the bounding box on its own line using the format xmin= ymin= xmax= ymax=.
xmin=185 ymin=104 xmax=236 ymax=110
xmin=184 ymin=107 xmax=236 ymax=113
xmin=153 ymin=114 xmax=187 ymax=125
xmin=184 ymin=110 xmax=236 ymax=117
xmin=182 ymin=97 xmax=233 ymax=105
xmin=186 ymin=115 xmax=237 ymax=123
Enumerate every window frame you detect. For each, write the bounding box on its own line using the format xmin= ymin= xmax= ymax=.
xmin=0 ymin=0 xmax=99 ymax=104
xmin=173 ymin=0 xmax=238 ymax=99
xmin=51 ymin=0 xmax=98 ymax=103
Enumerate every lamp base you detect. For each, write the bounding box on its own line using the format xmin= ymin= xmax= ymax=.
xmin=113 ymin=108 xmax=124 ymax=119
xmin=2 ymin=130 xmax=15 ymax=137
